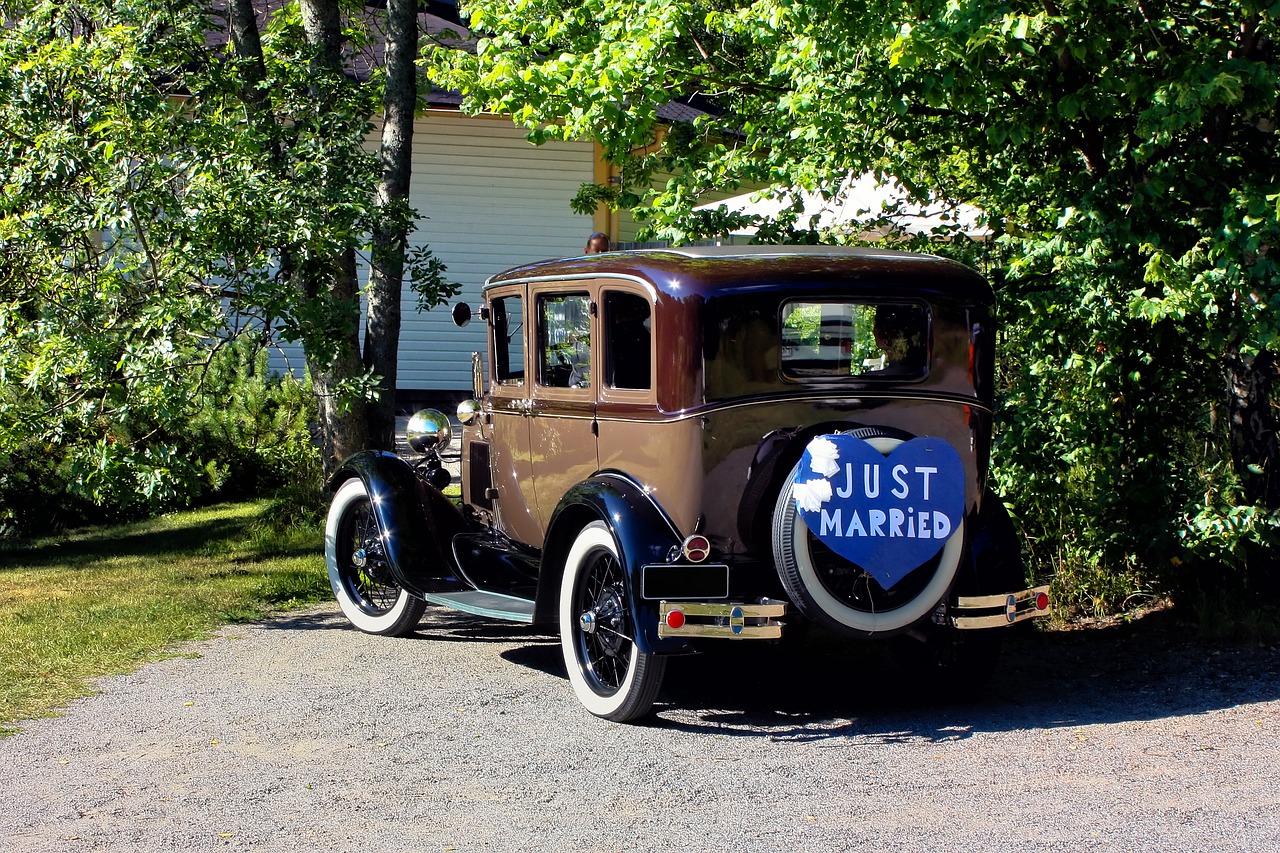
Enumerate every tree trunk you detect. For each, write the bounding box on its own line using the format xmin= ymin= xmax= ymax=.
xmin=226 ymin=0 xmax=374 ymax=473
xmin=299 ymin=0 xmax=369 ymax=472
xmin=227 ymin=0 xmax=269 ymax=113
xmin=1226 ymin=346 xmax=1280 ymax=509
xmin=307 ymin=249 xmax=369 ymax=468
xmin=299 ymin=0 xmax=344 ymax=79
xmin=363 ymin=0 xmax=419 ymax=451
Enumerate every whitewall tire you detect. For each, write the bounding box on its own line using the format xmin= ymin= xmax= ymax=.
xmin=558 ymin=521 xmax=666 ymax=721
xmin=325 ymin=478 xmax=426 ymax=636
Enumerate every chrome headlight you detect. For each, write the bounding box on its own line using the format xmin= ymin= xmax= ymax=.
xmin=405 ymin=408 xmax=452 ymax=453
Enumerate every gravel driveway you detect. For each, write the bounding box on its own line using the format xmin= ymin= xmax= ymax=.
xmin=2 ymin=603 xmax=1278 ymax=852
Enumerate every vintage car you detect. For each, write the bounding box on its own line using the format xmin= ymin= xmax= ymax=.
xmin=324 ymin=246 xmax=1049 ymax=721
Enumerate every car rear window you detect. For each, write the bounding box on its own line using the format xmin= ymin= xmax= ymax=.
xmin=780 ymin=301 xmax=929 ymax=380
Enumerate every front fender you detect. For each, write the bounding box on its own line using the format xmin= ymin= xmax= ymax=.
xmin=537 ymin=472 xmax=692 ymax=655
xmin=330 ymin=451 xmax=463 ymax=597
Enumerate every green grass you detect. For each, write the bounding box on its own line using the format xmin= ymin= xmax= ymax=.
xmin=0 ymin=501 xmax=330 ymax=735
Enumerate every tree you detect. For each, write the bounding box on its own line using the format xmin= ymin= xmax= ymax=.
xmin=0 ymin=0 xmax=452 ymax=526
xmin=364 ymin=0 xmax=420 ymax=451
xmin=0 ymin=0 xmax=262 ymax=512
xmin=434 ymin=0 xmax=1280 ymax=600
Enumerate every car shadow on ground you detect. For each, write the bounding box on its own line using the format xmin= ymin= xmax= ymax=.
xmin=498 ymin=605 xmax=1277 ymax=741
xmin=273 ymin=604 xmax=1278 ymax=741
xmin=647 ymin=609 xmax=1280 ymax=740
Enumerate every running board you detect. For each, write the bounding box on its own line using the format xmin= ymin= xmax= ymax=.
xmin=424 ymin=590 xmax=536 ymax=623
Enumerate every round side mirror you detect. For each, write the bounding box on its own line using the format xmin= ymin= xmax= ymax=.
xmin=456 ymin=399 xmax=480 ymax=426
xmin=452 ymin=302 xmax=473 ymax=327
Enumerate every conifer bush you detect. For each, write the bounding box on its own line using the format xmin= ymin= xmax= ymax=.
xmin=0 ymin=337 xmax=320 ymax=540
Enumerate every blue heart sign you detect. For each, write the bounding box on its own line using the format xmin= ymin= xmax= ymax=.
xmin=791 ymin=434 xmax=966 ymax=590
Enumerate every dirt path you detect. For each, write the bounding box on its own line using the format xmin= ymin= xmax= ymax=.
xmin=2 ymin=604 xmax=1278 ymax=851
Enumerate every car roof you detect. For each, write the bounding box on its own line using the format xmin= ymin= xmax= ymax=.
xmin=636 ymin=245 xmax=937 ymax=260
xmin=484 ymin=245 xmax=991 ymax=304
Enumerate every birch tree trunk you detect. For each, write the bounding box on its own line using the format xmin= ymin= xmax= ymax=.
xmin=363 ymin=0 xmax=419 ymax=451
xmin=300 ymin=0 xmax=369 ymax=471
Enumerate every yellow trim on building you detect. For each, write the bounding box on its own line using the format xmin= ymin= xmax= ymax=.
xmin=592 ymin=140 xmax=613 ymax=238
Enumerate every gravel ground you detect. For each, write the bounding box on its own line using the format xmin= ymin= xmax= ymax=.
xmin=2 ymin=603 xmax=1278 ymax=852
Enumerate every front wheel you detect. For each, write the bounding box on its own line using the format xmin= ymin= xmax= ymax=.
xmin=325 ymin=478 xmax=426 ymax=636
xmin=559 ymin=521 xmax=666 ymax=722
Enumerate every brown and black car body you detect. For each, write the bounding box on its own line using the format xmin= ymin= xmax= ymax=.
xmin=325 ymin=246 xmax=1049 ymax=722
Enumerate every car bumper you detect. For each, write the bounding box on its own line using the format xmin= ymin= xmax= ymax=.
xmin=657 ymin=599 xmax=787 ymax=639
xmin=952 ymin=585 xmax=1051 ymax=629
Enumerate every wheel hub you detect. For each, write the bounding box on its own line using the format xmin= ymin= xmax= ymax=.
xmin=581 ymin=587 xmax=625 ymax=655
xmin=350 ymin=528 xmax=394 ymax=583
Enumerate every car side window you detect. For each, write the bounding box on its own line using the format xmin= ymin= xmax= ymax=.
xmin=605 ymin=291 xmax=651 ymax=390
xmin=538 ymin=293 xmax=591 ymax=388
xmin=491 ymin=294 xmax=524 ymax=384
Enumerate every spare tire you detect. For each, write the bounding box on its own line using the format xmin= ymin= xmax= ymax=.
xmin=771 ymin=430 xmax=966 ymax=636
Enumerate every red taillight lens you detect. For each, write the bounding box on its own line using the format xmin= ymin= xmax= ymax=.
xmin=682 ymin=535 xmax=711 ymax=563
xmin=1035 ymin=592 xmax=1049 ymax=611
xmin=666 ymin=610 xmax=686 ymax=629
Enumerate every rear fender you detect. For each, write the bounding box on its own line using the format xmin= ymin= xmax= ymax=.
xmin=330 ymin=451 xmax=465 ymax=597
xmin=537 ymin=472 xmax=693 ymax=655
xmin=956 ymin=489 xmax=1025 ymax=597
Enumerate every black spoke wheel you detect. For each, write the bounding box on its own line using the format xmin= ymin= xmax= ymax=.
xmin=559 ymin=521 xmax=666 ymax=721
xmin=325 ymin=479 xmax=425 ymax=636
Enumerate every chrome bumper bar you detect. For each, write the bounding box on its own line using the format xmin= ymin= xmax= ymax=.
xmin=657 ymin=599 xmax=787 ymax=639
xmin=952 ymin=585 xmax=1051 ymax=629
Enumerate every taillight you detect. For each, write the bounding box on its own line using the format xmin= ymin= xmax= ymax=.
xmin=681 ymin=534 xmax=711 ymax=563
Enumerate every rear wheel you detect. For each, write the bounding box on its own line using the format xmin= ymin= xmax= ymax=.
xmin=325 ymin=478 xmax=426 ymax=636
xmin=559 ymin=521 xmax=666 ymax=721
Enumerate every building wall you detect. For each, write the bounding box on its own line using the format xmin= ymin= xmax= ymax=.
xmin=270 ymin=111 xmax=596 ymax=395
xmin=400 ymin=112 xmax=595 ymax=392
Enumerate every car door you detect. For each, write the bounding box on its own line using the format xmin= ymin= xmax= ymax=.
xmin=483 ymin=285 xmax=544 ymax=548
xmin=527 ymin=283 xmax=600 ymax=531
xmin=593 ymin=283 xmax=701 ymax=537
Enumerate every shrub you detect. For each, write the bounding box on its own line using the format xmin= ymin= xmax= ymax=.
xmin=987 ymin=264 xmax=1279 ymax=617
xmin=185 ymin=336 xmax=319 ymax=502
xmin=0 ymin=336 xmax=321 ymax=540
